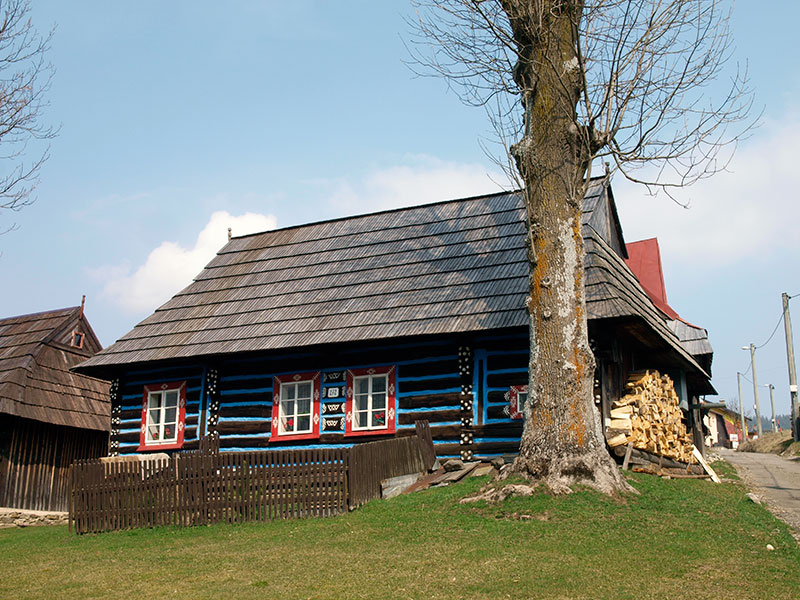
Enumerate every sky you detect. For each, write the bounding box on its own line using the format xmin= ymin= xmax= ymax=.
xmin=1 ymin=1 xmax=798 ymax=423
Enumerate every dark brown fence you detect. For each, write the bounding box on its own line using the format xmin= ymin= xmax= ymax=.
xmin=1 ymin=415 xmax=108 ymax=512
xmin=70 ymin=448 xmax=348 ymax=534
xmin=70 ymin=421 xmax=436 ymax=534
xmin=349 ymin=426 xmax=432 ymax=508
xmin=415 ymin=420 xmax=436 ymax=472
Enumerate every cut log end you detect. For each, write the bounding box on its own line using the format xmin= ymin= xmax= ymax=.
xmin=609 ymin=370 xmax=695 ymax=465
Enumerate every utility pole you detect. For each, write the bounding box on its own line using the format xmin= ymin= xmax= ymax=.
xmin=745 ymin=343 xmax=763 ymax=437
xmin=737 ymin=372 xmax=747 ymax=442
xmin=783 ymin=292 xmax=799 ymax=442
xmin=765 ymin=384 xmax=776 ymax=432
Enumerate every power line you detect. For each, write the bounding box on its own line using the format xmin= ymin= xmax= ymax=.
xmin=739 ymin=362 xmax=752 ymax=377
xmin=755 ymin=312 xmax=785 ymax=349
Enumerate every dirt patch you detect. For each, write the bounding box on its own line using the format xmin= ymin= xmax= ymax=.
xmin=738 ymin=431 xmax=796 ymax=455
xmin=783 ymin=441 xmax=800 ymax=457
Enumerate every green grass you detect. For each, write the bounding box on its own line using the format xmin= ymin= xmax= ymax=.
xmin=711 ymin=458 xmax=740 ymax=480
xmin=2 ymin=466 xmax=798 ymax=600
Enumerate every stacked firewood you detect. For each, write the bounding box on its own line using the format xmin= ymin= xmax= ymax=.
xmin=605 ymin=370 xmax=696 ymax=464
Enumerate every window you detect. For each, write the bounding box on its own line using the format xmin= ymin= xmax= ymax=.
xmin=138 ymin=381 xmax=186 ymax=451
xmin=71 ymin=331 xmax=84 ymax=348
xmin=279 ymin=380 xmax=313 ymax=434
xmin=345 ymin=366 xmax=396 ymax=437
xmin=508 ymin=385 xmax=528 ymax=420
xmin=271 ymin=372 xmax=321 ymax=441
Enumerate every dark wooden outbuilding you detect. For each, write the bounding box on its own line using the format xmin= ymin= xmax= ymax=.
xmin=75 ymin=178 xmax=714 ymax=462
xmin=0 ymin=306 xmax=110 ymax=511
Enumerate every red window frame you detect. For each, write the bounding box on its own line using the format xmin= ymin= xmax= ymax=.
xmin=508 ymin=385 xmax=528 ymax=420
xmin=345 ymin=366 xmax=396 ymax=437
xmin=137 ymin=381 xmax=187 ymax=451
xmin=270 ymin=371 xmax=321 ymax=442
xmin=70 ymin=330 xmax=84 ymax=348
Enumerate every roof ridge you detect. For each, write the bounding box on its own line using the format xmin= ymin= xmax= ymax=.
xmin=229 ymin=188 xmax=520 ymax=243
xmin=0 ymin=305 xmax=80 ymax=325
xmin=41 ymin=307 xmax=83 ymax=346
xmin=229 ymin=176 xmax=608 ymax=243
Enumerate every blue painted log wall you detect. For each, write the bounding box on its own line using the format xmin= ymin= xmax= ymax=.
xmin=110 ymin=333 xmax=532 ymax=459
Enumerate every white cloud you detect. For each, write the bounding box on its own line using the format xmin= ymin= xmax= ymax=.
xmin=96 ymin=211 xmax=277 ymax=314
xmin=614 ymin=114 xmax=800 ymax=267
xmin=91 ymin=157 xmax=503 ymax=318
xmin=315 ymin=155 xmax=508 ymax=216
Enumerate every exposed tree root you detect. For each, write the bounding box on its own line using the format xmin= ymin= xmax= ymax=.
xmin=507 ymin=450 xmax=637 ymax=496
xmin=459 ymin=483 xmax=537 ymax=504
xmin=458 ymin=450 xmax=635 ymax=505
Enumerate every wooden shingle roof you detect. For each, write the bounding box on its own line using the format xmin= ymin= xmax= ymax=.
xmin=669 ymin=320 xmax=713 ymax=359
xmin=0 ymin=307 xmax=110 ymax=431
xmin=76 ymin=181 xmax=710 ymax=384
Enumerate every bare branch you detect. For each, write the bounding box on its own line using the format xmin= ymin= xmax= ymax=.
xmin=406 ymin=0 xmax=753 ymax=494
xmin=406 ymin=0 xmax=754 ymax=193
xmin=0 ymin=0 xmax=57 ymax=232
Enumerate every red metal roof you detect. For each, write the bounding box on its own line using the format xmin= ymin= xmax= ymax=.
xmin=625 ymin=238 xmax=680 ymax=320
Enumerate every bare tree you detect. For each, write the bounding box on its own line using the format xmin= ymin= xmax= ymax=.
xmin=409 ymin=0 xmax=752 ymax=494
xmin=0 ymin=0 xmax=56 ymax=233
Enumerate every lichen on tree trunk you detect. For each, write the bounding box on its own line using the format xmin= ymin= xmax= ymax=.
xmin=501 ymin=0 xmax=632 ymax=494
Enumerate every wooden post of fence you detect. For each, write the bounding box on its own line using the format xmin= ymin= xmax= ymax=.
xmin=68 ymin=463 xmax=73 ymax=534
xmin=69 ymin=439 xmax=430 ymax=533
xmin=414 ymin=420 xmax=436 ymax=472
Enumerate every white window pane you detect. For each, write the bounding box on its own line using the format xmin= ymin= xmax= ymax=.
xmin=355 ymin=394 xmax=368 ymax=412
xmin=355 ymin=411 xmax=369 ymax=428
xmin=298 ymin=382 xmax=311 ymax=399
xmin=163 ymin=424 xmax=176 ymax=441
xmin=297 ymin=397 xmax=311 ymax=416
xmin=372 ymin=393 xmax=386 ymax=410
xmin=148 ymin=392 xmax=162 ymax=408
xmin=282 ymin=399 xmax=295 ymax=417
xmin=148 ymin=408 xmax=161 ymax=425
xmin=285 ymin=384 xmax=296 ymax=401
xmin=147 ymin=425 xmax=160 ymax=441
xmin=372 ymin=376 xmax=386 ymax=394
xmin=165 ymin=391 xmax=179 ymax=407
xmin=356 ymin=378 xmax=369 ymax=395
xmin=164 ymin=407 xmax=177 ymax=425
xmin=371 ymin=410 xmax=386 ymax=428
xmin=297 ymin=415 xmax=310 ymax=432
xmin=281 ymin=414 xmax=295 ymax=433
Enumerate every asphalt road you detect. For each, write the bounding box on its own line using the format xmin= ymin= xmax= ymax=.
xmin=718 ymin=448 xmax=800 ymax=535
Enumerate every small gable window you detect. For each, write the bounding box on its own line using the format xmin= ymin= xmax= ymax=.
xmin=508 ymin=385 xmax=528 ymax=420
xmin=345 ymin=366 xmax=396 ymax=437
xmin=71 ymin=331 xmax=84 ymax=348
xmin=138 ymin=381 xmax=186 ymax=451
xmin=271 ymin=372 xmax=321 ymax=441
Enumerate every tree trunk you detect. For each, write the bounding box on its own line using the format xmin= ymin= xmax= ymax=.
xmin=502 ymin=0 xmax=631 ymax=494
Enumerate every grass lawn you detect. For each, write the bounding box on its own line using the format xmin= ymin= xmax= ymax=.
xmin=2 ymin=464 xmax=798 ymax=600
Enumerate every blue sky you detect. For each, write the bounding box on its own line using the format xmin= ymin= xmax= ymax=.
xmin=2 ymin=1 xmax=799 ymax=422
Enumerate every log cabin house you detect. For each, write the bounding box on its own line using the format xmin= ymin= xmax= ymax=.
xmin=0 ymin=305 xmax=110 ymax=511
xmin=74 ymin=178 xmax=714 ymax=462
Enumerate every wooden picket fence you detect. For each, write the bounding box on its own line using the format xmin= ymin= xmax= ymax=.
xmin=70 ymin=421 xmax=435 ymax=534
xmin=349 ymin=421 xmax=436 ymax=507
